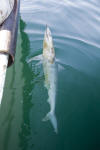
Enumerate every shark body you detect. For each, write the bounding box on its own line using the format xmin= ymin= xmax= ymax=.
xmin=28 ymin=26 xmax=58 ymax=133
xmin=42 ymin=26 xmax=57 ymax=133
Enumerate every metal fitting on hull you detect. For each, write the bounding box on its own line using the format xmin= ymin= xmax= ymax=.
xmin=0 ymin=0 xmax=20 ymax=67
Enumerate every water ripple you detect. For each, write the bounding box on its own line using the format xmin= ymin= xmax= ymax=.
xmin=54 ymin=34 xmax=100 ymax=49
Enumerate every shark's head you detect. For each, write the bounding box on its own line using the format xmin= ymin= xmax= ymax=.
xmin=43 ymin=26 xmax=55 ymax=63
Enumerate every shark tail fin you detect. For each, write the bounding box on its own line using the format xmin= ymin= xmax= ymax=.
xmin=42 ymin=112 xmax=58 ymax=133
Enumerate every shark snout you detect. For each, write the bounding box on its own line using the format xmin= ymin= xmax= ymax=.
xmin=45 ymin=25 xmax=52 ymax=39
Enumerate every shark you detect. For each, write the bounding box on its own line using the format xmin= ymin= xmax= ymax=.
xmin=28 ymin=26 xmax=58 ymax=133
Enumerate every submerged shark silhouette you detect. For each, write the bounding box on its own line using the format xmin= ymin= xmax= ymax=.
xmin=28 ymin=26 xmax=58 ymax=133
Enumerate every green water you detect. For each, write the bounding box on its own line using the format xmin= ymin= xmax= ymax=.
xmin=0 ymin=0 xmax=100 ymax=150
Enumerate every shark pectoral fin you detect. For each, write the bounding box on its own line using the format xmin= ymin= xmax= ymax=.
xmin=56 ymin=60 xmax=68 ymax=70
xmin=42 ymin=112 xmax=58 ymax=133
xmin=42 ymin=113 xmax=50 ymax=121
xmin=55 ymin=58 xmax=65 ymax=67
xmin=27 ymin=54 xmax=42 ymax=63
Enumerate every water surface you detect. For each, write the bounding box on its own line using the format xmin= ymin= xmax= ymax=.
xmin=0 ymin=0 xmax=100 ymax=150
